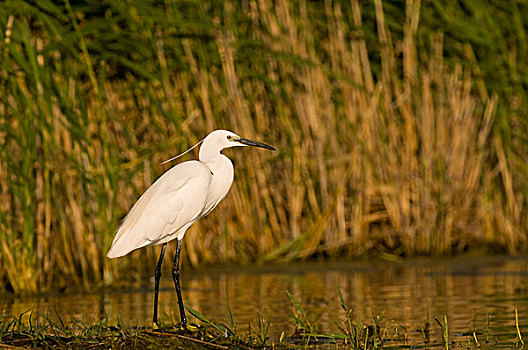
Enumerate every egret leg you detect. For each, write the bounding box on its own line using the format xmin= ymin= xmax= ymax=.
xmin=153 ymin=243 xmax=167 ymax=326
xmin=172 ymin=238 xmax=187 ymax=327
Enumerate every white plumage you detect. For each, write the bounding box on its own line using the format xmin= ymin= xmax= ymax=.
xmin=106 ymin=161 xmax=211 ymax=257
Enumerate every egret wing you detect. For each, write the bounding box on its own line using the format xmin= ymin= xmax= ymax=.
xmin=107 ymin=161 xmax=211 ymax=258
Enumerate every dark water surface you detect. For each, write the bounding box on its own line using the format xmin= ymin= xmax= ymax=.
xmin=3 ymin=255 xmax=528 ymax=348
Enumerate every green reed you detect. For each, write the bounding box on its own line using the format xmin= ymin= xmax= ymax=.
xmin=1 ymin=0 xmax=527 ymax=293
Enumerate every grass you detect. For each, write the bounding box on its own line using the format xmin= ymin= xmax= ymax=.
xmin=0 ymin=318 xmax=252 ymax=349
xmin=1 ymin=0 xmax=528 ymax=294
xmin=1 ymin=289 xmax=526 ymax=349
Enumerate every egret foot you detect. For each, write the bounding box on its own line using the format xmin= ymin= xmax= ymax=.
xmin=174 ymin=323 xmax=200 ymax=332
xmin=185 ymin=323 xmax=200 ymax=332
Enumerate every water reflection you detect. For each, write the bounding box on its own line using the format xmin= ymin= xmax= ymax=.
xmin=2 ymin=255 xmax=528 ymax=346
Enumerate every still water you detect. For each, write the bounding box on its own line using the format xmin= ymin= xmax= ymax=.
xmin=3 ymin=255 xmax=528 ymax=347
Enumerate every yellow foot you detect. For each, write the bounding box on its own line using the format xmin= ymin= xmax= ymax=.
xmin=152 ymin=322 xmax=160 ymax=329
xmin=174 ymin=323 xmax=200 ymax=332
xmin=185 ymin=324 xmax=200 ymax=332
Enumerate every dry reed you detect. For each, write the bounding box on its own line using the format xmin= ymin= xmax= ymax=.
xmin=0 ymin=0 xmax=526 ymax=293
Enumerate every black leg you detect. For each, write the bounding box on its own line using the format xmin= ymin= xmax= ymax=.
xmin=172 ymin=238 xmax=187 ymax=327
xmin=153 ymin=243 xmax=167 ymax=326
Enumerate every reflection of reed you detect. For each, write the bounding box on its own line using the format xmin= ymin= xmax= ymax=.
xmin=2 ymin=257 xmax=528 ymax=343
xmin=1 ymin=0 xmax=524 ymax=294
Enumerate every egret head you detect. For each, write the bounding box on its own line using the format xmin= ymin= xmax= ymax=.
xmin=200 ymin=130 xmax=275 ymax=161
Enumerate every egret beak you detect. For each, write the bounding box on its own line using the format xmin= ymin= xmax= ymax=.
xmin=236 ymin=137 xmax=276 ymax=150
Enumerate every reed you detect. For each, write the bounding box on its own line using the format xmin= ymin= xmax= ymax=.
xmin=0 ymin=0 xmax=527 ymax=293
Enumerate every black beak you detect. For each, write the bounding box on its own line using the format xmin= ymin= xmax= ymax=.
xmin=237 ymin=137 xmax=276 ymax=151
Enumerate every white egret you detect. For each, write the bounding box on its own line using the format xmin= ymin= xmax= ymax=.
xmin=106 ymin=130 xmax=275 ymax=327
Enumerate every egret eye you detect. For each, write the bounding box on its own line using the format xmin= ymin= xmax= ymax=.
xmin=227 ymin=135 xmax=232 ymax=140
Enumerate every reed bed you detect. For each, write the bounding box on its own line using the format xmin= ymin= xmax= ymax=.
xmin=0 ymin=0 xmax=527 ymax=293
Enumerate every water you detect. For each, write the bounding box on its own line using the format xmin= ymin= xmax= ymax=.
xmin=2 ymin=255 xmax=528 ymax=348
